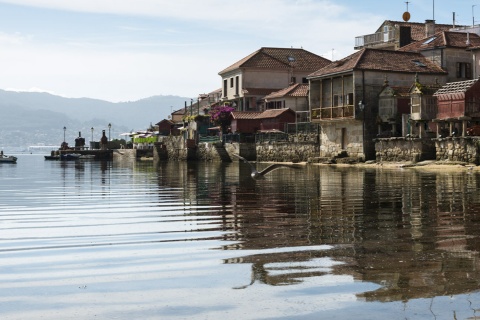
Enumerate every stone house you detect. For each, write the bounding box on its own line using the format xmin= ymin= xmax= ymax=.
xmin=308 ymin=48 xmax=447 ymax=161
xmin=354 ymin=20 xmax=456 ymax=51
xmin=218 ymin=47 xmax=330 ymax=112
xmin=398 ymin=31 xmax=480 ymax=83
xmin=263 ymin=83 xmax=309 ymax=122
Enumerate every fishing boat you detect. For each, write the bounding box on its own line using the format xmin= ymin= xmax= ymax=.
xmin=60 ymin=153 xmax=81 ymax=161
xmin=0 ymin=154 xmax=17 ymax=163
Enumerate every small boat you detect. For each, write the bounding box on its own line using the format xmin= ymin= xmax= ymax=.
xmin=60 ymin=153 xmax=81 ymax=161
xmin=44 ymin=155 xmax=60 ymax=160
xmin=0 ymin=154 xmax=17 ymax=163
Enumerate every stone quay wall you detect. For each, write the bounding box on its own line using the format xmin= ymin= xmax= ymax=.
xmin=375 ymin=137 xmax=436 ymax=163
xmin=154 ymin=134 xmax=319 ymax=162
xmin=256 ymin=142 xmax=319 ymax=162
xmin=434 ymin=137 xmax=480 ymax=164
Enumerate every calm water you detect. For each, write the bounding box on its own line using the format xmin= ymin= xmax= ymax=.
xmin=1 ymin=155 xmax=480 ymax=319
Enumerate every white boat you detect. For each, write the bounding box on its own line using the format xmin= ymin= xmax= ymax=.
xmin=0 ymin=154 xmax=17 ymax=163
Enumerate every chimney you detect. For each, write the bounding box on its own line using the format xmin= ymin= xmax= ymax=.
xmin=425 ymin=19 xmax=436 ymax=37
xmin=466 ymin=32 xmax=471 ymax=46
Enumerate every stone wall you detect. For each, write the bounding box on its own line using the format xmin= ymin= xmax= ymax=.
xmin=435 ymin=137 xmax=480 ymax=164
xmin=375 ymin=137 xmax=435 ymax=162
xmin=320 ymin=121 xmax=365 ymax=161
xmin=154 ymin=134 xmax=319 ymax=162
xmin=256 ymin=142 xmax=319 ymax=162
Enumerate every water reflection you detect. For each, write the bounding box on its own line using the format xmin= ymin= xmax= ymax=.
xmin=150 ymin=162 xmax=480 ymax=303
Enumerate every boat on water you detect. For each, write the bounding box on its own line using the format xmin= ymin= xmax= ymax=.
xmin=44 ymin=155 xmax=60 ymax=160
xmin=60 ymin=153 xmax=81 ymax=161
xmin=0 ymin=154 xmax=17 ymax=163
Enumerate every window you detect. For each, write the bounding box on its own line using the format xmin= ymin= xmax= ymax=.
xmin=333 ymin=94 xmax=343 ymax=107
xmin=230 ymin=78 xmax=234 ymax=88
xmin=223 ymin=79 xmax=228 ymax=97
xmin=456 ymin=62 xmax=472 ymax=79
xmin=344 ymin=93 xmax=353 ymax=105
xmin=235 ymin=76 xmax=239 ymax=96
xmin=302 ymin=77 xmax=308 ymax=84
xmin=290 ymin=77 xmax=296 ymax=83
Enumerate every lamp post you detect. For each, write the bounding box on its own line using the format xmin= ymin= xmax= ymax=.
xmin=63 ymin=126 xmax=66 ymax=142
xmin=108 ymin=123 xmax=111 ymax=141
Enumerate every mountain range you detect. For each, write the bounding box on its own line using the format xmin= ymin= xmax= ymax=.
xmin=0 ymin=89 xmax=191 ymax=149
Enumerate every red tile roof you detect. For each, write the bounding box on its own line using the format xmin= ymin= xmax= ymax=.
xmin=230 ymin=108 xmax=294 ymax=120
xmin=219 ymin=47 xmax=331 ymax=74
xmin=308 ymin=48 xmax=447 ymax=78
xmin=399 ymin=31 xmax=480 ymax=52
xmin=231 ymin=111 xmax=262 ymax=120
xmin=264 ymin=83 xmax=309 ymax=100
xmin=434 ymin=79 xmax=479 ymax=95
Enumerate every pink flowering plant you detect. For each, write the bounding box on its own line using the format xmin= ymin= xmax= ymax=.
xmin=209 ymin=103 xmax=235 ymax=132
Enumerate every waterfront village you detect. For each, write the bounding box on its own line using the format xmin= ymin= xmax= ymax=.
xmin=48 ymin=16 xmax=480 ymax=168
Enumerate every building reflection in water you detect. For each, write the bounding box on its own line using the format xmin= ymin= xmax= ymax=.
xmin=153 ymin=161 xmax=480 ymax=303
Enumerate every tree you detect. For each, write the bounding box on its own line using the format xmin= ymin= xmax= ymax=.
xmin=209 ymin=104 xmax=235 ymax=132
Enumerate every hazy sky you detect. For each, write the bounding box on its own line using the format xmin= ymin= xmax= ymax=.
xmin=0 ymin=0 xmax=477 ymax=103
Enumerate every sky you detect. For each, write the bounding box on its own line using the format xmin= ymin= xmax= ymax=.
xmin=0 ymin=0 xmax=478 ymax=104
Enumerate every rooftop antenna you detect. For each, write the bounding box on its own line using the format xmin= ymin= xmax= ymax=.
xmin=403 ymin=1 xmax=411 ymax=21
xmin=433 ymin=0 xmax=435 ymax=20
xmin=473 ymin=5 xmax=476 ymax=27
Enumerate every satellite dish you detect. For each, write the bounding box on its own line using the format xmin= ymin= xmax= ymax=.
xmin=403 ymin=11 xmax=411 ymax=22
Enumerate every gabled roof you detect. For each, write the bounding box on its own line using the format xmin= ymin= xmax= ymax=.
xmin=264 ymin=83 xmax=309 ymax=100
xmin=172 ymin=108 xmax=187 ymax=115
xmin=308 ymin=48 xmax=447 ymax=78
xmin=398 ymin=31 xmax=480 ymax=52
xmin=156 ymin=119 xmax=174 ymax=126
xmin=257 ymin=108 xmax=295 ymax=119
xmin=434 ymin=79 xmax=479 ymax=96
xmin=380 ymin=20 xmax=458 ymax=42
xmin=231 ymin=111 xmax=262 ymax=120
xmin=230 ymin=108 xmax=295 ymax=120
xmin=379 ymin=84 xmax=411 ymax=97
xmin=219 ymin=47 xmax=331 ymax=75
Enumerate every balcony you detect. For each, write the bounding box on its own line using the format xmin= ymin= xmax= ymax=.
xmin=355 ymin=30 xmax=396 ymax=49
xmin=311 ymin=105 xmax=355 ymax=121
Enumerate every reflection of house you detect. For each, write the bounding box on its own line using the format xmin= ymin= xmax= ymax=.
xmin=308 ymin=48 xmax=447 ymax=160
xmin=399 ymin=31 xmax=480 ymax=82
xmin=433 ymin=78 xmax=480 ymax=136
xmin=230 ymin=108 xmax=296 ymax=134
xmin=263 ymin=83 xmax=309 ymax=122
xmin=354 ymin=20 xmax=457 ymax=50
xmin=218 ymin=47 xmax=330 ymax=111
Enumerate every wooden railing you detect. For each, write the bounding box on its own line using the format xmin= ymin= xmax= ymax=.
xmin=311 ymin=105 xmax=355 ymax=120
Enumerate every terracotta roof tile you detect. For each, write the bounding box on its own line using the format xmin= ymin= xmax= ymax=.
xmin=399 ymin=31 xmax=480 ymax=52
xmin=219 ymin=47 xmax=331 ymax=75
xmin=231 ymin=111 xmax=262 ymax=120
xmin=308 ymin=48 xmax=447 ymax=78
xmin=434 ymin=79 xmax=479 ymax=95
xmin=257 ymin=108 xmax=293 ymax=119
xmin=264 ymin=83 xmax=309 ymax=100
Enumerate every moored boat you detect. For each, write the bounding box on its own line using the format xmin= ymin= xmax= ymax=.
xmin=0 ymin=154 xmax=17 ymax=163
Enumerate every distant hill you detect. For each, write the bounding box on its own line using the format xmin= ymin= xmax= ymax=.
xmin=0 ymin=89 xmax=191 ymax=149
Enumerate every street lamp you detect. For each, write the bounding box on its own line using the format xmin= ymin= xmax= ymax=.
xmin=63 ymin=126 xmax=66 ymax=142
xmin=108 ymin=123 xmax=111 ymax=141
xmin=91 ymin=127 xmax=94 ymax=141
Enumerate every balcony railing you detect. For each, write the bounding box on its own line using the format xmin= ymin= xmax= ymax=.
xmin=311 ymin=105 xmax=354 ymax=120
xmin=355 ymin=30 xmax=396 ymax=49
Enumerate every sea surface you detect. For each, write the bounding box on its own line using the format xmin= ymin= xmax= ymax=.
xmin=1 ymin=154 xmax=480 ymax=319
